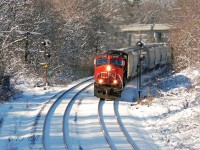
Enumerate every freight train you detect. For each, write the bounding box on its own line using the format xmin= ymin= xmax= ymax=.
xmin=94 ymin=42 xmax=172 ymax=100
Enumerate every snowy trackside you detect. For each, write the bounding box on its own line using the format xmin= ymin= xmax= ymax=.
xmin=121 ymin=66 xmax=200 ymax=150
xmin=0 ymin=77 xmax=92 ymax=150
xmin=0 ymin=66 xmax=199 ymax=150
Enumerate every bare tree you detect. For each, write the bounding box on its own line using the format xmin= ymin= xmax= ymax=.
xmin=47 ymin=0 xmax=119 ymax=81
xmin=169 ymin=0 xmax=200 ymax=71
xmin=0 ymin=0 xmax=66 ymax=79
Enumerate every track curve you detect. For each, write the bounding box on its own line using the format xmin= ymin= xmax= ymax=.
xmin=114 ymin=100 xmax=139 ymax=150
xmin=98 ymin=100 xmax=117 ymax=150
xmin=42 ymin=78 xmax=93 ymax=150
xmin=98 ymin=100 xmax=139 ymax=150
xmin=63 ymin=83 xmax=93 ymax=150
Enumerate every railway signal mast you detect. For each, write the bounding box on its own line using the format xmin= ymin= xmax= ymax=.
xmin=136 ymin=41 xmax=144 ymax=99
xmin=126 ymin=0 xmax=143 ymax=99
xmin=41 ymin=39 xmax=51 ymax=87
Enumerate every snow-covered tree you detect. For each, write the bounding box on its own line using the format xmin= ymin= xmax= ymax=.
xmin=47 ymin=0 xmax=119 ymax=81
xmin=169 ymin=0 xmax=200 ymax=71
xmin=0 ymin=0 xmax=66 ymax=79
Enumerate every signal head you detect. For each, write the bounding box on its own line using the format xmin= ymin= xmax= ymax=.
xmin=41 ymin=39 xmax=52 ymax=47
xmin=41 ymin=42 xmax=46 ymax=47
xmin=44 ymin=52 xmax=51 ymax=58
xmin=136 ymin=41 xmax=144 ymax=47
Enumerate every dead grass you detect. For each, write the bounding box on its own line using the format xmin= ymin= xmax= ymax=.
xmin=137 ymin=96 xmax=153 ymax=106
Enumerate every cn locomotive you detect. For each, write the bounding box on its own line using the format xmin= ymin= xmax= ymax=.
xmin=94 ymin=42 xmax=171 ymax=99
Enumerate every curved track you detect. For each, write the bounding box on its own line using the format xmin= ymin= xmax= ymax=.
xmin=114 ymin=100 xmax=139 ymax=150
xmin=98 ymin=100 xmax=117 ymax=150
xmin=63 ymin=83 xmax=93 ymax=149
xmin=42 ymin=78 xmax=140 ymax=150
xmin=42 ymin=78 xmax=93 ymax=150
xmin=98 ymin=100 xmax=139 ymax=150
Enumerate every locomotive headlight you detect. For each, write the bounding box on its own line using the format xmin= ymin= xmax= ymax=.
xmin=98 ymin=79 xmax=103 ymax=84
xmin=106 ymin=65 xmax=111 ymax=71
xmin=113 ymin=80 xmax=118 ymax=84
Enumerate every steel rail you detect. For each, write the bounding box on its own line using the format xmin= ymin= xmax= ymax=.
xmin=42 ymin=78 xmax=93 ymax=150
xmin=97 ymin=100 xmax=117 ymax=150
xmin=63 ymin=83 xmax=93 ymax=150
xmin=114 ymin=100 xmax=140 ymax=150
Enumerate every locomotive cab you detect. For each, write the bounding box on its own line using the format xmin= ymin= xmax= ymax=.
xmin=94 ymin=50 xmax=128 ymax=100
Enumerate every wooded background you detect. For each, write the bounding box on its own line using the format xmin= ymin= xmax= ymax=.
xmin=0 ymin=0 xmax=199 ymax=85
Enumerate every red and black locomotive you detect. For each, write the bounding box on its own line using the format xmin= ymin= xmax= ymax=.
xmin=94 ymin=50 xmax=128 ymax=99
xmin=94 ymin=43 xmax=172 ymax=100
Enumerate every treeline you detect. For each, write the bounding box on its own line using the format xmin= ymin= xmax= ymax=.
xmin=169 ymin=0 xmax=200 ymax=71
xmin=0 ymin=0 xmax=199 ymax=86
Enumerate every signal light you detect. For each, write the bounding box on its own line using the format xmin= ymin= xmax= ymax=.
xmin=106 ymin=65 xmax=111 ymax=71
xmin=136 ymin=41 xmax=144 ymax=47
xmin=41 ymin=39 xmax=52 ymax=47
xmin=46 ymin=52 xmax=51 ymax=57
xmin=44 ymin=52 xmax=51 ymax=59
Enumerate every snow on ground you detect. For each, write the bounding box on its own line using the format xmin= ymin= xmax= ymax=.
xmin=0 ymin=77 xmax=92 ymax=150
xmin=121 ymin=65 xmax=200 ymax=150
xmin=0 ymin=65 xmax=199 ymax=150
xmin=0 ymin=81 xmax=68 ymax=149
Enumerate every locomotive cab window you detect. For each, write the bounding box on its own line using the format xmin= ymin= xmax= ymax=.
xmin=96 ymin=58 xmax=108 ymax=66
xmin=110 ymin=59 xmax=124 ymax=67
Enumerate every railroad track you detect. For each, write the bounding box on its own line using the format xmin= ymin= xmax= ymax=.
xmin=41 ymin=77 xmax=140 ymax=150
xmin=42 ymin=78 xmax=93 ymax=150
xmin=63 ymin=83 xmax=93 ymax=149
xmin=98 ymin=100 xmax=139 ymax=150
xmin=114 ymin=100 xmax=139 ymax=150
